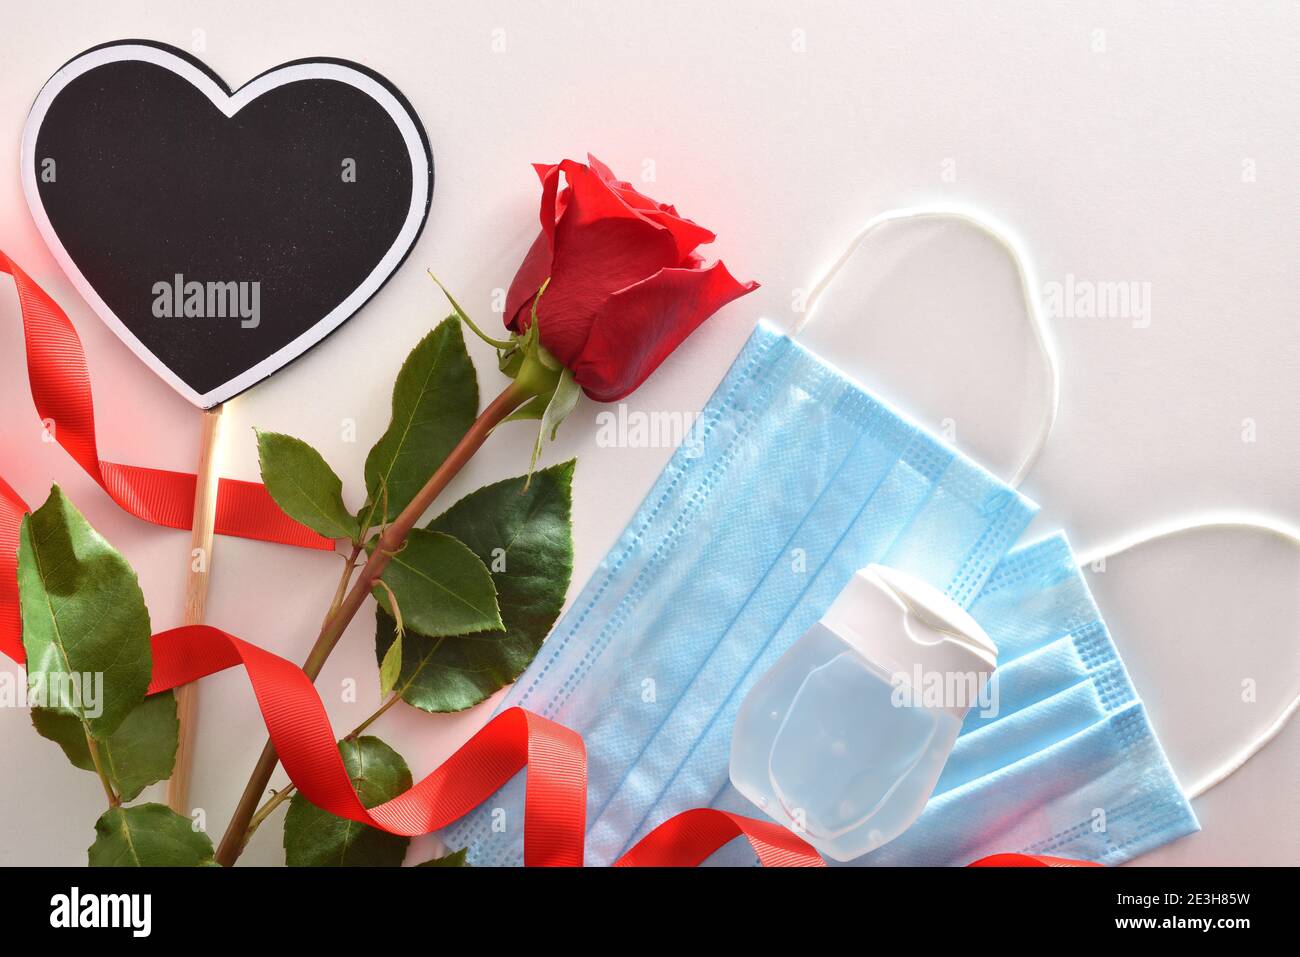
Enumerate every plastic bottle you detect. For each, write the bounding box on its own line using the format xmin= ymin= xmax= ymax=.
xmin=730 ymin=564 xmax=997 ymax=861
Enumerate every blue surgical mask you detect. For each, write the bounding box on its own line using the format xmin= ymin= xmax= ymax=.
xmin=443 ymin=317 xmax=1037 ymax=865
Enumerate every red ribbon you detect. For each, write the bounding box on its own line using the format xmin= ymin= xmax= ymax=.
xmin=0 ymin=256 xmax=1093 ymax=868
xmin=0 ymin=252 xmax=332 ymax=554
xmin=0 ymin=475 xmax=25 ymax=663
xmin=147 ymin=625 xmax=592 ymax=864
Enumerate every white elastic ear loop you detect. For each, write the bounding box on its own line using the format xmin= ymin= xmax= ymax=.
xmin=793 ymin=205 xmax=1060 ymax=489
xmin=1078 ymin=514 xmax=1300 ymax=800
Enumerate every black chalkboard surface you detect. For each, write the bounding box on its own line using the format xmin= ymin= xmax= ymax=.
xmin=22 ymin=40 xmax=434 ymax=408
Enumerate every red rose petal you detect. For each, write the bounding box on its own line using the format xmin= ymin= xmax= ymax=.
xmin=585 ymin=154 xmax=716 ymax=261
xmin=503 ymin=230 xmax=553 ymax=332
xmin=532 ymin=212 xmax=680 ymax=365
xmin=585 ymin=153 xmax=620 ymax=185
xmin=535 ymin=162 xmax=563 ymax=246
xmin=640 ymin=208 xmax=716 ymax=262
xmin=569 ymin=261 xmax=759 ymax=401
xmin=561 ymin=160 xmax=650 ymax=227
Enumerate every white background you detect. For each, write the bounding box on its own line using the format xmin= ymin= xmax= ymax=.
xmin=0 ymin=1 xmax=1295 ymax=866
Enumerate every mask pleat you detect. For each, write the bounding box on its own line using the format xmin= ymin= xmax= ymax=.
xmin=860 ymin=700 xmax=1194 ymax=866
xmin=938 ymin=680 xmax=1108 ymax=792
xmin=960 ymin=635 xmax=1091 ymax=731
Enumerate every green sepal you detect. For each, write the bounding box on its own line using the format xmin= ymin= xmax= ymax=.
xmin=429 ymin=272 xmax=514 ymax=349
xmin=500 ymin=394 xmax=548 ymax=424
xmin=526 ymin=367 xmax=581 ymax=482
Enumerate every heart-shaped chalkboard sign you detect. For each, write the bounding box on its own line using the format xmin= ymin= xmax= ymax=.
xmin=21 ymin=40 xmax=433 ymax=408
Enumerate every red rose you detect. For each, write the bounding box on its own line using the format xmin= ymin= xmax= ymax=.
xmin=503 ymin=154 xmax=758 ymax=402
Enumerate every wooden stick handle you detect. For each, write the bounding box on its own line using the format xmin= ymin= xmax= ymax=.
xmin=167 ymin=404 xmax=224 ymax=814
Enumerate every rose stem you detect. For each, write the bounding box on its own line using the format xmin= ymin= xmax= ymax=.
xmin=214 ymin=381 xmax=531 ymax=867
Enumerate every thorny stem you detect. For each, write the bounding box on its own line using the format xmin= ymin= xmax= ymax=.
xmin=244 ymin=782 xmax=293 ymax=837
xmin=323 ymin=544 xmax=363 ymax=629
xmin=214 ymin=381 xmax=532 ymax=866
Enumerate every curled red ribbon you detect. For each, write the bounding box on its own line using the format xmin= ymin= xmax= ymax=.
xmin=142 ymin=623 xmax=823 ymax=867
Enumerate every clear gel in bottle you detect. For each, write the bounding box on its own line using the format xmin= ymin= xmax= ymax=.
xmin=730 ymin=564 xmax=997 ymax=862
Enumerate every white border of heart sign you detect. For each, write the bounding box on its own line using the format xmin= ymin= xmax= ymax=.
xmin=21 ymin=41 xmax=432 ymax=408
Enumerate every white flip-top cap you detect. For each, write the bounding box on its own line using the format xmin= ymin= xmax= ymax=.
xmin=821 ymin=564 xmax=997 ymax=715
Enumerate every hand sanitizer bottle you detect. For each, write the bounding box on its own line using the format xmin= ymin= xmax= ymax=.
xmin=730 ymin=564 xmax=997 ymax=862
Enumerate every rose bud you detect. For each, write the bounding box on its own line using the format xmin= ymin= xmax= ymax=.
xmin=502 ymin=154 xmax=758 ymax=402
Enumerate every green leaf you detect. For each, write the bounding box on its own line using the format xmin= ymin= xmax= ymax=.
xmin=18 ymin=485 xmax=152 ymax=738
xmin=371 ymin=529 xmax=503 ymax=638
xmin=256 ymin=430 xmax=358 ymax=541
xmin=283 ymin=736 xmax=412 ymax=866
xmin=32 ymin=693 xmax=179 ymax=802
xmin=362 ymin=319 xmax=478 ymax=526
xmin=89 ymin=803 xmax=217 ymax=866
xmin=376 ymin=460 xmax=574 ymax=712
xmin=415 ymin=848 xmax=469 ymax=866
